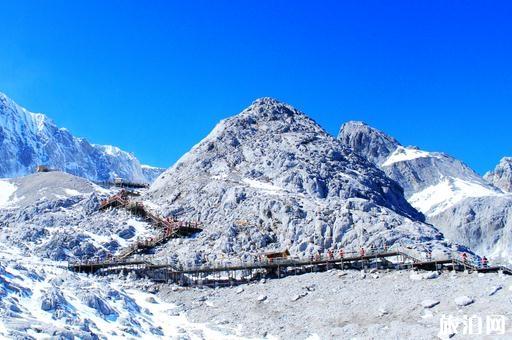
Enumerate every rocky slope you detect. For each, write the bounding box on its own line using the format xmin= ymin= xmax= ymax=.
xmin=0 ymin=91 xmax=161 ymax=183
xmin=147 ymin=98 xmax=455 ymax=264
xmin=0 ymin=245 xmax=240 ymax=339
xmin=0 ymin=172 xmax=134 ymax=261
xmin=339 ymin=121 xmax=502 ymax=216
xmin=0 ymin=171 xmax=241 ymax=338
xmin=485 ymin=157 xmax=512 ymax=193
xmin=429 ymin=195 xmax=512 ymax=260
xmin=161 ymin=269 xmax=512 ymax=339
xmin=339 ymin=121 xmax=512 ymax=263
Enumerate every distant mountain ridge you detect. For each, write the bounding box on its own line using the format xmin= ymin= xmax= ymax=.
xmin=0 ymin=92 xmax=164 ymax=183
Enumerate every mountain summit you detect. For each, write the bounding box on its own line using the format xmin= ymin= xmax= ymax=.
xmin=339 ymin=120 xmax=512 ymax=263
xmin=153 ymin=98 xmax=421 ymax=219
xmin=338 ymin=121 xmax=400 ymax=165
xmin=339 ymin=120 xmax=500 ymax=215
xmin=0 ymin=92 xmax=163 ymax=182
xmin=147 ymin=98 xmax=452 ymax=261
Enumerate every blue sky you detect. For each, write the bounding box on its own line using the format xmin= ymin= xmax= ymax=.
xmin=0 ymin=1 xmax=511 ymax=173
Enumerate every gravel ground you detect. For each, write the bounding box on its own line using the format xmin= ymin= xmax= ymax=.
xmin=159 ymin=269 xmax=512 ymax=339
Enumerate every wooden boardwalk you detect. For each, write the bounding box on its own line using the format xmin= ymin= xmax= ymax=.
xmin=98 ymin=190 xmax=202 ymax=260
xmin=76 ymin=192 xmax=511 ymax=286
xmin=68 ymin=248 xmax=512 ymax=287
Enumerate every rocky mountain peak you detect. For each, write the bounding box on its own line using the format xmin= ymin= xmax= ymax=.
xmin=0 ymin=91 xmax=163 ymax=183
xmin=164 ymin=99 xmax=417 ymax=218
xmin=484 ymin=157 xmax=512 ymax=192
xmin=144 ymin=100 xmax=450 ymax=262
xmin=233 ymin=97 xmax=325 ymax=135
xmin=338 ymin=121 xmax=400 ymax=165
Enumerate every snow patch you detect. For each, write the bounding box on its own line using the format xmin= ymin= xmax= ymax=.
xmin=242 ymin=178 xmax=283 ymax=194
xmin=382 ymin=146 xmax=440 ymax=166
xmin=0 ymin=180 xmax=17 ymax=207
xmin=409 ymin=177 xmax=503 ymax=216
xmin=64 ymin=189 xmax=81 ymax=197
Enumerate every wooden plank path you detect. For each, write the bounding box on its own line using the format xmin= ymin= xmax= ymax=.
xmin=78 ymin=192 xmax=512 ymax=285
xmin=68 ymin=248 xmax=512 ymax=287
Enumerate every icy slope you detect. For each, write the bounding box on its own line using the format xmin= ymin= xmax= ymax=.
xmin=147 ymin=98 xmax=454 ymax=263
xmin=408 ymin=177 xmax=502 ymax=217
xmin=0 ymin=246 xmax=242 ymax=339
xmin=0 ymin=92 xmax=156 ymax=183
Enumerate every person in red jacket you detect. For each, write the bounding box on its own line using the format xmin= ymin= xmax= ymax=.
xmin=359 ymin=247 xmax=365 ymax=257
xmin=339 ymin=248 xmax=345 ymax=259
xmin=482 ymin=256 xmax=488 ymax=268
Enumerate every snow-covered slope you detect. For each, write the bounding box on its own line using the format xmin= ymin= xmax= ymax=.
xmin=339 ymin=121 xmax=512 ymax=263
xmin=0 ymin=171 xmax=248 ymax=338
xmin=339 ymin=121 xmax=503 ymax=216
xmin=141 ymin=164 xmax=166 ymax=183
xmin=0 ymin=92 xmax=157 ymax=183
xmin=0 ymin=246 xmax=243 ymax=339
xmin=485 ymin=157 xmax=512 ymax=193
xmin=147 ymin=98 xmax=456 ymax=263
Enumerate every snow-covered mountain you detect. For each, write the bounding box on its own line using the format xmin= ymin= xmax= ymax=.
xmin=0 ymin=92 xmax=163 ymax=183
xmin=339 ymin=121 xmax=512 ymax=263
xmin=141 ymin=164 xmax=167 ymax=183
xmin=339 ymin=121 xmax=503 ymax=216
xmin=147 ymin=98 xmax=455 ymax=262
xmin=0 ymin=99 xmax=493 ymax=338
xmin=485 ymin=157 xmax=512 ymax=193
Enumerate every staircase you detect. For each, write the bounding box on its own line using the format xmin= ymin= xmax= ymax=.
xmin=99 ymin=190 xmax=202 ymax=260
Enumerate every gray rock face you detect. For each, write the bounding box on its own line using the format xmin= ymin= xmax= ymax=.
xmin=80 ymin=293 xmax=117 ymax=317
xmin=41 ymin=287 xmax=68 ymax=311
xmin=484 ymin=157 xmax=512 ymax=192
xmin=338 ymin=121 xmax=512 ymax=263
xmin=429 ymin=195 xmax=512 ymax=261
xmin=0 ymin=91 xmax=155 ymax=183
xmin=338 ymin=121 xmax=399 ymax=165
xmin=147 ymin=98 xmax=454 ymax=262
xmin=338 ymin=121 xmax=494 ymax=200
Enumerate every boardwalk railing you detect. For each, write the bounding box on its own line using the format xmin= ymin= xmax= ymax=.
xmin=68 ymin=247 xmax=512 ymax=286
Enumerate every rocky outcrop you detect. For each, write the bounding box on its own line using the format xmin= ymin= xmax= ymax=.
xmin=338 ymin=121 xmax=399 ymax=165
xmin=484 ymin=157 xmax=512 ymax=193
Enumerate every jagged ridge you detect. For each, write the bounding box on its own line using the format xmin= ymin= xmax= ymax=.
xmin=0 ymin=92 xmax=163 ymax=183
